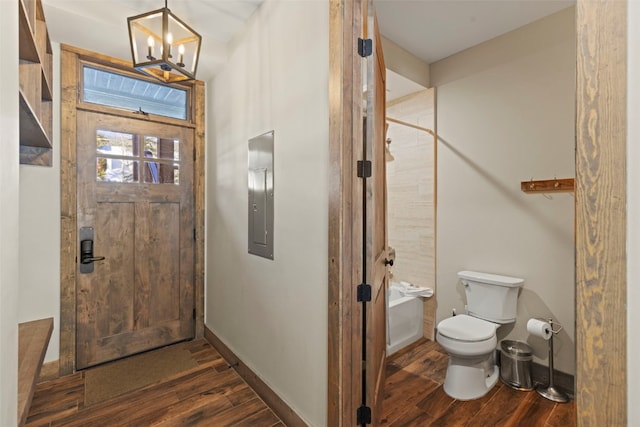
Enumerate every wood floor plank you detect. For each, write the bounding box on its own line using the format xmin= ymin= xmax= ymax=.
xmin=427 ymin=382 xmax=503 ymax=427
xmin=385 ymin=362 xmax=403 ymax=378
xmin=123 ymin=368 xmax=237 ymax=423
xmin=505 ymin=390 xmax=556 ymax=427
xmin=186 ymin=342 xmax=228 ymax=370
xmin=173 ymin=368 xmax=242 ymax=401
xmin=57 ymin=377 xmax=205 ymax=424
xmin=231 ymin=407 xmax=281 ymax=427
xmin=546 ymin=400 xmax=577 ymax=427
xmin=26 ymin=400 xmax=80 ymax=426
xmin=416 ymin=386 xmax=456 ymax=419
xmin=403 ymin=349 xmax=448 ymax=383
xmin=385 ymin=405 xmax=435 ymax=426
xmin=23 ymin=419 xmax=50 ymax=427
xmin=144 ymin=388 xmax=234 ymax=426
xmin=387 ymin=338 xmax=439 ymax=367
xmin=184 ymin=397 xmax=267 ymax=426
xmin=27 ymin=373 xmax=84 ymax=421
xmin=465 ymin=382 xmax=530 ymax=427
xmin=226 ymin=383 xmax=260 ymax=406
xmin=381 ymin=369 xmax=440 ymax=424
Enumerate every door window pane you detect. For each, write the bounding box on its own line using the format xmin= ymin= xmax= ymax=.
xmin=97 ymin=130 xmax=136 ymax=156
xmin=143 ymin=162 xmax=180 ymax=185
xmin=143 ymin=136 xmax=180 ymax=160
xmin=97 ymin=158 xmax=138 ymax=183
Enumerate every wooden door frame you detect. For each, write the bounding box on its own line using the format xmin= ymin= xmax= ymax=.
xmin=328 ymin=0 xmax=628 ymax=425
xmin=58 ymin=44 xmax=206 ymax=376
xmin=328 ymin=0 xmax=364 ymax=424
xmin=575 ymin=1 xmax=627 ymax=424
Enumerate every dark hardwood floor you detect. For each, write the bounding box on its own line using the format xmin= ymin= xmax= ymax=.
xmin=382 ymin=339 xmax=577 ymax=427
xmin=27 ymin=338 xmax=576 ymax=426
xmin=26 ymin=340 xmax=282 ymax=426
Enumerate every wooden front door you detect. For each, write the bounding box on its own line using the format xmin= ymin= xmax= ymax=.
xmin=75 ymin=110 xmax=195 ymax=369
xmin=364 ymin=7 xmax=388 ymax=425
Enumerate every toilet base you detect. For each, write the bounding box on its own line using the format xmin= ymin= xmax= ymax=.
xmin=443 ymin=362 xmax=499 ymax=401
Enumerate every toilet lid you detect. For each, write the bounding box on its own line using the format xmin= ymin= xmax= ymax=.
xmin=438 ymin=314 xmax=496 ymax=342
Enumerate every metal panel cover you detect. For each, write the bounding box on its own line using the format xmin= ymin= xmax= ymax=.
xmin=248 ymin=131 xmax=274 ymax=259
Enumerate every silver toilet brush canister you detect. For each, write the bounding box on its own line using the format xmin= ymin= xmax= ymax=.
xmin=536 ymin=319 xmax=570 ymax=403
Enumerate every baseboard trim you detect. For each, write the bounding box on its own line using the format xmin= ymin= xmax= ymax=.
xmin=38 ymin=360 xmax=60 ymax=383
xmin=204 ymin=326 xmax=307 ymax=427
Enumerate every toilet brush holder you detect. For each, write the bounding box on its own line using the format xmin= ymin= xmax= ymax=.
xmin=536 ymin=319 xmax=569 ymax=403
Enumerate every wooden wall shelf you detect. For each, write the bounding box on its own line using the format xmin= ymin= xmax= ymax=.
xmin=521 ymin=178 xmax=575 ymax=193
xmin=19 ymin=0 xmax=53 ymax=166
xmin=19 ymin=90 xmax=51 ymax=148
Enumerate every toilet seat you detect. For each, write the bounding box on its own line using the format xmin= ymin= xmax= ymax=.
xmin=437 ymin=314 xmax=497 ymax=342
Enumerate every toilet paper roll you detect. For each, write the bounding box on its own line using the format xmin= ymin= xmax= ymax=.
xmin=527 ymin=318 xmax=552 ymax=340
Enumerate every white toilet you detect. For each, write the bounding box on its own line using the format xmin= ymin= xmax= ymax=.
xmin=436 ymin=270 xmax=524 ymax=400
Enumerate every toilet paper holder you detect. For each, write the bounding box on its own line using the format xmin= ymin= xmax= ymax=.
xmin=547 ymin=320 xmax=563 ymax=335
xmin=534 ymin=318 xmax=570 ymax=403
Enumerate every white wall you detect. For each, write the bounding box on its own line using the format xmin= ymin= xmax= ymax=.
xmin=0 ymin=0 xmax=20 ymax=424
xmin=205 ymin=1 xmax=328 ymax=425
xmin=381 ymin=36 xmax=430 ymax=88
xmin=628 ymin=0 xmax=639 ymax=423
xmin=432 ymin=8 xmax=576 ymax=374
xmin=18 ymin=43 xmax=61 ymax=363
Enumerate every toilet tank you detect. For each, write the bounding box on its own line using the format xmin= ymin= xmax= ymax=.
xmin=459 ymin=271 xmax=524 ymax=324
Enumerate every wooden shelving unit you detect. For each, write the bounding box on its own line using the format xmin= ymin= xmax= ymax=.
xmin=19 ymin=0 xmax=53 ymax=166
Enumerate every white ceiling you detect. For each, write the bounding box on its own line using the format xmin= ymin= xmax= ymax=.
xmin=42 ymin=0 xmax=574 ymax=83
xmin=375 ymin=0 xmax=574 ymax=65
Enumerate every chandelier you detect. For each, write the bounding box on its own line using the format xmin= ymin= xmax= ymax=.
xmin=127 ymin=0 xmax=202 ymax=83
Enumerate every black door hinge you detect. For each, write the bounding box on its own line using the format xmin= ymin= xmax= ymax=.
xmin=358 ymin=38 xmax=373 ymax=58
xmin=357 ymin=284 xmax=372 ymax=302
xmin=193 ymin=308 xmax=196 ymax=320
xmin=193 ymin=228 xmax=197 ymax=241
xmin=357 ymin=160 xmax=372 ymax=178
xmin=357 ymin=405 xmax=371 ymax=425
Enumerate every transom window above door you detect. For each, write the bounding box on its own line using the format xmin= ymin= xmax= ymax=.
xmin=83 ymin=66 xmax=188 ymax=120
xmin=96 ymin=130 xmax=180 ymax=185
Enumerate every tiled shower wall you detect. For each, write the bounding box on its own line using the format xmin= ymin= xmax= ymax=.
xmin=386 ymin=89 xmax=436 ymax=339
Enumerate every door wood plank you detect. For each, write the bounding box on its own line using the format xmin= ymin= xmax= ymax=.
xmin=96 ymin=202 xmax=135 ymax=336
xmin=135 ymin=201 xmax=152 ymax=331
xmin=149 ymin=202 xmax=181 ymax=324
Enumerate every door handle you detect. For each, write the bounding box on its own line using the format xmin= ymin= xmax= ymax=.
xmin=384 ymin=258 xmax=394 ymax=266
xmin=79 ymin=227 xmax=105 ymax=274
xmin=80 ymin=239 xmax=106 ymax=264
